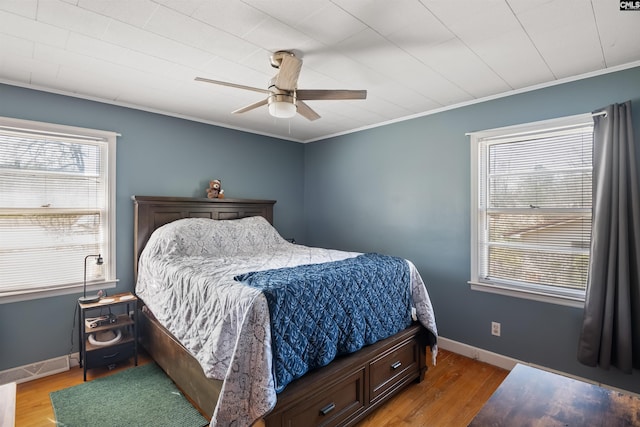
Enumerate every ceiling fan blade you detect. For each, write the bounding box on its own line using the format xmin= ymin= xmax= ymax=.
xmin=297 ymin=89 xmax=367 ymax=101
xmin=274 ymin=54 xmax=302 ymax=91
xmin=195 ymin=77 xmax=270 ymax=95
xmin=232 ymin=98 xmax=268 ymax=114
xmin=297 ymin=101 xmax=321 ymax=121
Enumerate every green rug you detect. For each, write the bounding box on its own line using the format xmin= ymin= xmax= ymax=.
xmin=50 ymin=363 xmax=209 ymax=427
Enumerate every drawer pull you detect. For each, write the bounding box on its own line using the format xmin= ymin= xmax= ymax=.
xmin=319 ymin=402 xmax=336 ymax=416
xmin=391 ymin=361 xmax=402 ymax=370
xmin=103 ymin=352 xmax=120 ymax=360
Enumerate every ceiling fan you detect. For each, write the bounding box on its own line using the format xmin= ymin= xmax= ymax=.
xmin=195 ymin=50 xmax=367 ymax=121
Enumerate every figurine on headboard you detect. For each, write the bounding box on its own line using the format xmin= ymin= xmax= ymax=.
xmin=206 ymin=179 xmax=225 ymax=199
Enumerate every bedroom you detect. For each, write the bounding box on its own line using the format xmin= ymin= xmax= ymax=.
xmin=1 ymin=1 xmax=640 ymax=426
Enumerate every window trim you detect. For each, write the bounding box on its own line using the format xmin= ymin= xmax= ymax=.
xmin=468 ymin=113 xmax=593 ymax=307
xmin=0 ymin=116 xmax=118 ymax=304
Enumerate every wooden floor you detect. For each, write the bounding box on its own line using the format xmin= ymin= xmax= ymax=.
xmin=14 ymin=349 xmax=508 ymax=427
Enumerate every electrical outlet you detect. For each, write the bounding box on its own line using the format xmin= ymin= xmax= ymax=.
xmin=491 ymin=321 xmax=501 ymax=337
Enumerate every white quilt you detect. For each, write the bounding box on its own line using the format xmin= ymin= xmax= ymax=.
xmin=135 ymin=216 xmax=437 ymax=426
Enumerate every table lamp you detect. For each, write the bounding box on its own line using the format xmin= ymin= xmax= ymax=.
xmin=79 ymin=254 xmax=103 ymax=303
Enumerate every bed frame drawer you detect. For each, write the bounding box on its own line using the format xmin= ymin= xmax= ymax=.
xmin=280 ymin=368 xmax=366 ymax=427
xmin=369 ymin=335 xmax=420 ymax=403
xmin=264 ymin=323 xmax=428 ymax=427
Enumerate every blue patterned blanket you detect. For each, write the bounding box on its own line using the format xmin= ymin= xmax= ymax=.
xmin=235 ymin=253 xmax=412 ymax=392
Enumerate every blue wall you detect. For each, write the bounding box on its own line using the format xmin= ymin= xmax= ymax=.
xmin=304 ymin=66 xmax=640 ymax=394
xmin=2 ymin=67 xmax=639 ymax=395
xmin=0 ymin=83 xmax=305 ymax=370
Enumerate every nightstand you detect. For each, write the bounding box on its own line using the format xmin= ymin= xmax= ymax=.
xmin=78 ymin=292 xmax=138 ymax=381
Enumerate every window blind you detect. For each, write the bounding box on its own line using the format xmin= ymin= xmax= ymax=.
xmin=476 ymin=122 xmax=593 ymax=295
xmin=0 ymin=125 xmax=110 ymax=294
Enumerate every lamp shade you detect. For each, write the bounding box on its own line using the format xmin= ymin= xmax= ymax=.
xmin=268 ymin=101 xmax=297 ymax=118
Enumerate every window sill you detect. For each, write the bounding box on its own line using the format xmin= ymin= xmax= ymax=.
xmin=469 ymin=281 xmax=585 ymax=308
xmin=0 ymin=280 xmax=119 ymax=304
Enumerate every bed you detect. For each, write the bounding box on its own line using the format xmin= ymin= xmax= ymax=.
xmin=132 ymin=195 xmax=437 ymax=427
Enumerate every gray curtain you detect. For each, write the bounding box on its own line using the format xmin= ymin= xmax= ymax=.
xmin=577 ymin=101 xmax=640 ymax=373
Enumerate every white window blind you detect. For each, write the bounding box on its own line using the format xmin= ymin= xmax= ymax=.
xmin=470 ymin=115 xmax=594 ymax=304
xmin=0 ymin=118 xmax=117 ymax=300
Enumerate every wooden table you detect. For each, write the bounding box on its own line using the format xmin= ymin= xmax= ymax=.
xmin=469 ymin=363 xmax=640 ymax=426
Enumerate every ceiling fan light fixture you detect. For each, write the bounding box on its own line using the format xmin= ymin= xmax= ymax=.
xmin=268 ymin=93 xmax=297 ymax=118
xmin=269 ymin=101 xmax=297 ymax=118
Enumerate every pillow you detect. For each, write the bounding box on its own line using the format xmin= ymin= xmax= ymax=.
xmin=148 ymin=216 xmax=287 ymax=258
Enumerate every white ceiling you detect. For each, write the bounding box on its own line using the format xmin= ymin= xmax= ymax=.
xmin=1 ymin=0 xmax=639 ymax=143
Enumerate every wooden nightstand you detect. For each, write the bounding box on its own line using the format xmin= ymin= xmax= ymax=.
xmin=78 ymin=292 xmax=138 ymax=381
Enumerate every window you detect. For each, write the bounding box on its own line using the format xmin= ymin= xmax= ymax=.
xmin=469 ymin=114 xmax=594 ymax=306
xmin=0 ymin=117 xmax=117 ymax=303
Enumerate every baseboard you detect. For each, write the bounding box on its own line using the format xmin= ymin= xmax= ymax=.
xmin=0 ymin=352 xmax=78 ymax=385
xmin=437 ymin=337 xmax=520 ymax=371
xmin=438 ymin=337 xmax=640 ymax=398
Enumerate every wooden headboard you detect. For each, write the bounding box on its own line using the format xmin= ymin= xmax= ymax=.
xmin=132 ymin=195 xmax=276 ymax=279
